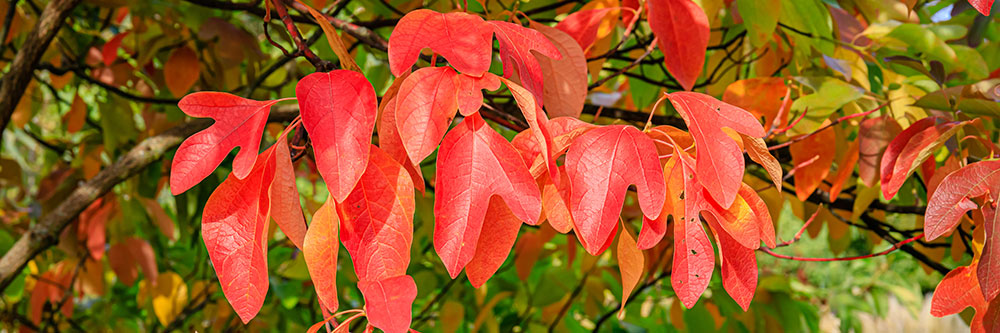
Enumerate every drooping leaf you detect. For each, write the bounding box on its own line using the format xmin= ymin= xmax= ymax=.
xmin=65 ymin=94 xmax=87 ymax=134
xmin=78 ymin=196 xmax=115 ymax=260
xmin=667 ymin=92 xmax=766 ymax=207
xmin=296 ymin=70 xmax=377 ymax=202
xmin=881 ymin=117 xmax=967 ymax=200
xmin=270 ymin=132 xmax=306 ymax=250
xmin=979 ymin=204 xmax=1000 ymax=301
xmin=489 ymin=20 xmax=561 ymax=106
xmin=434 ymin=113 xmax=541 ymax=277
xmin=465 ymin=197 xmax=522 ymax=288
xmin=565 ymin=125 xmax=665 ymax=255
xmin=531 ymin=21 xmax=588 ymax=119
xmin=339 ymin=145 xmax=415 ymax=282
xmin=202 ymin=145 xmax=276 ymax=323
xmin=617 ymin=224 xmax=644 ymax=317
xmin=501 ymin=77 xmax=558 ymax=184
xmin=671 ymin=151 xmax=715 ymax=308
xmin=303 ymin=199 xmax=339 ymax=312
xmin=394 ymin=66 xmax=459 ymax=165
xmin=924 ymin=160 xmax=1000 ymax=240
xmin=647 ymin=0 xmax=710 ymax=91
xmin=741 ymin=134 xmax=782 ymax=190
xmin=858 ymin=116 xmax=901 ymax=187
xmin=639 ymin=154 xmax=683 ymax=250
xmin=387 ymin=9 xmax=493 ymax=76
xmin=789 ymin=125 xmax=836 ymax=201
xmin=148 ymin=272 xmax=189 ymax=326
xmin=170 ymin=92 xmax=281 ymax=195
xmin=101 ymin=31 xmax=129 ymax=66
xmin=378 ymin=96 xmax=425 ymax=192
xmin=828 ymin=139 xmax=859 ymax=199
xmin=539 ymin=166 xmax=575 ymax=234
xmin=164 ymin=46 xmax=200 ymax=97
xmin=706 ymin=215 xmax=758 ymax=311
xmin=358 ymin=275 xmax=418 ymax=333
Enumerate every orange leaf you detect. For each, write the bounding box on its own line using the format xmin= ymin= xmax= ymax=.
xmin=164 ymin=46 xmax=200 ymax=97
xmin=789 ymin=125 xmax=836 ymax=201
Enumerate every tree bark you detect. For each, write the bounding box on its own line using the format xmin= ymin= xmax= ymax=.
xmin=0 ymin=0 xmax=82 ymax=145
xmin=0 ymin=106 xmax=298 ymax=292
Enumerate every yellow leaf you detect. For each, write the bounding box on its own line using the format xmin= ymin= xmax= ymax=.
xmin=148 ymin=272 xmax=189 ymax=326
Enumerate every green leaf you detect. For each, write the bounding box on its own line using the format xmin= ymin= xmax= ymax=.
xmin=738 ymin=0 xmax=781 ymax=47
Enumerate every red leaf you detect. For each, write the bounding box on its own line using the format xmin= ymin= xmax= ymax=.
xmin=395 ymin=66 xmax=459 ymax=165
xmin=931 ymin=264 xmax=987 ymax=332
xmin=455 ymin=72 xmax=501 ymax=116
xmin=647 ymin=0 xmax=709 ymax=90
xmin=706 ymin=214 xmax=757 ymax=311
xmin=358 ymin=275 xmax=418 ymax=333
xmin=465 ymin=197 xmax=522 ymax=288
xmin=667 ymin=92 xmax=765 ymax=207
xmin=858 ymin=116 xmax=901 ymax=187
xmin=434 ymin=113 xmax=541 ymax=277
xmin=828 ymin=140 xmax=860 ymax=199
xmin=980 ymin=204 xmax=1000 ymax=301
xmin=969 ymin=0 xmax=995 ymax=15
xmin=378 ymin=96 xmax=425 ymax=193
xmin=555 ymin=8 xmax=616 ymax=52
xmin=880 ymin=117 xmax=966 ymax=200
xmin=303 ymin=199 xmax=339 ymax=313
xmin=565 ymin=125 xmax=665 ymax=255
xmin=539 ymin=166 xmax=575 ymax=233
xmin=387 ymin=9 xmax=493 ymax=76
xmin=102 ymin=31 xmax=129 ymax=66
xmin=270 ymin=132 xmax=306 ymax=250
xmin=296 ymin=70 xmax=377 ymax=202
xmin=924 ymin=161 xmax=1000 ymax=240
xmin=617 ymin=224 xmax=644 ymax=317
xmin=202 ymin=146 xmax=277 ymax=323
xmin=339 ymin=145 xmax=415 ymax=282
xmin=78 ymin=196 xmax=115 ymax=260
xmin=740 ymin=183 xmax=776 ymax=249
xmin=490 ymin=21 xmax=561 ymax=106
xmin=170 ymin=92 xmax=281 ymax=195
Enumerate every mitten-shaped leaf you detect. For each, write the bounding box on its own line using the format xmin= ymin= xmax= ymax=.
xmin=434 ymin=114 xmax=542 ymax=277
xmin=339 ymin=145 xmax=415 ymax=282
xmin=296 ymin=70 xmax=377 ymax=202
xmin=388 ymin=9 xmax=493 ymax=76
xmin=647 ymin=0 xmax=709 ymax=91
xmin=931 ymin=264 xmax=988 ymax=332
xmin=924 ymin=157 xmax=1000 ymax=240
xmin=668 ymin=92 xmax=765 ymax=208
xmin=565 ymin=125 xmax=665 ymax=255
xmin=170 ymin=92 xmax=280 ymax=195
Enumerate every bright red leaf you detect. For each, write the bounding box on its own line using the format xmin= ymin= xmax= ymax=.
xmin=489 ymin=20 xmax=561 ymax=106
xmin=647 ymin=0 xmax=709 ymax=91
xmin=707 ymin=214 xmax=758 ymax=311
xmin=387 ymin=9 xmax=493 ymax=77
xmin=358 ymin=275 xmax=418 ymax=333
xmin=202 ymin=143 xmax=276 ymax=323
xmin=667 ymin=92 xmax=765 ymax=208
xmin=296 ymin=70 xmax=377 ymax=202
xmin=925 ymin=160 xmax=1000 ymax=240
xmin=980 ymin=204 xmax=1000 ymax=301
xmin=339 ymin=145 xmax=415 ymax=282
xmin=931 ymin=264 xmax=988 ymax=332
xmin=881 ymin=117 xmax=967 ymax=200
xmin=378 ymin=96 xmax=425 ymax=192
xmin=303 ymin=199 xmax=339 ymax=313
xmin=395 ymin=66 xmax=460 ymax=166
xmin=502 ymin=78 xmax=558 ymax=184
xmin=671 ymin=147 xmax=717 ymax=308
xmin=434 ymin=113 xmax=541 ymax=277
xmin=565 ymin=125 xmax=665 ymax=255
xmin=555 ymin=8 xmax=616 ymax=52
xmin=969 ymin=0 xmax=995 ymax=15
xmin=170 ymin=92 xmax=281 ymax=195
xmin=102 ymin=31 xmax=129 ymax=66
